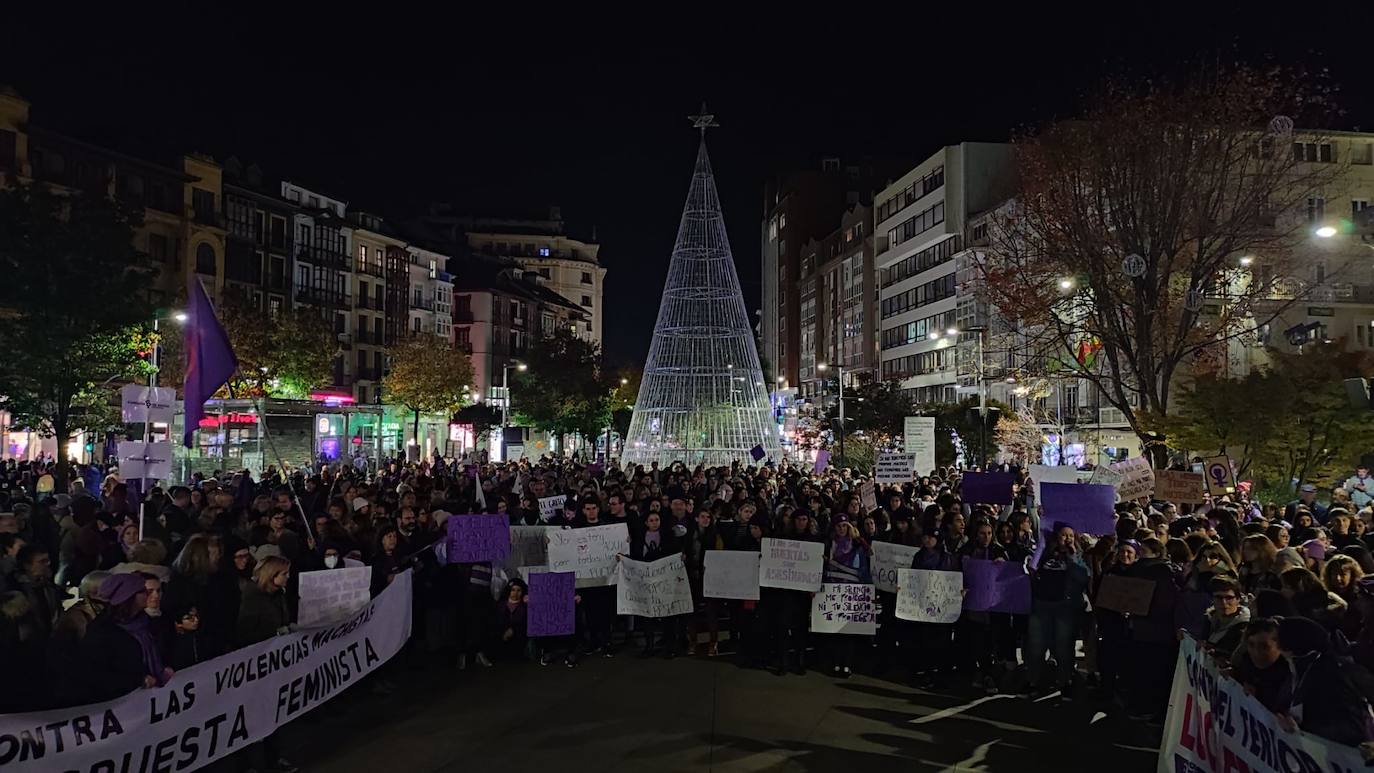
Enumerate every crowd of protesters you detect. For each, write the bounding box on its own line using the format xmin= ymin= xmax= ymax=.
xmin=3 ymin=452 xmax=1374 ymax=765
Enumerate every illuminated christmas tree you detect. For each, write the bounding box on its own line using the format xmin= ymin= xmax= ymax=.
xmin=622 ymin=109 xmax=781 ymax=467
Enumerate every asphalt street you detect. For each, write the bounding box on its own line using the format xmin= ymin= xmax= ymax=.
xmin=281 ymin=647 xmax=1163 ymax=772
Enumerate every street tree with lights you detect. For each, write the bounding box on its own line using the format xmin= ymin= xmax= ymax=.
xmin=383 ymin=335 xmax=474 ymax=449
xmin=0 ymin=186 xmax=156 ymax=489
xmin=976 ymin=65 xmax=1347 ymax=463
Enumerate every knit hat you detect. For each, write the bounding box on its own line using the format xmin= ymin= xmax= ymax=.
xmin=352 ymin=497 xmax=370 ymax=511
xmin=100 ymin=573 xmax=147 ymax=607
xmin=1300 ymin=539 xmax=1326 ymax=562
xmin=1275 ymin=547 xmax=1305 ymax=571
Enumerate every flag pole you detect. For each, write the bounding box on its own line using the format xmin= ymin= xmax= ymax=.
xmin=240 ymin=379 xmax=316 ymax=544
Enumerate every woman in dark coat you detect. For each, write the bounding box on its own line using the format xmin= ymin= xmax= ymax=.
xmin=79 ymin=573 xmax=168 ymax=703
xmin=628 ymin=511 xmax=682 ymax=657
xmin=236 ymin=556 xmax=291 ymax=646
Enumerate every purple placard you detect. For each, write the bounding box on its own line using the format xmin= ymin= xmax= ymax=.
xmin=960 ymin=471 xmax=1015 ymax=505
xmin=528 ymin=571 xmax=576 ymax=637
xmin=1040 ymin=482 xmax=1116 ymax=536
xmin=962 ymin=558 xmax=1031 ymax=614
xmin=446 ymin=514 xmax=511 ymax=564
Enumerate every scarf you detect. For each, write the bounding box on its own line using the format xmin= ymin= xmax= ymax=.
xmin=119 ymin=613 xmax=166 ymax=685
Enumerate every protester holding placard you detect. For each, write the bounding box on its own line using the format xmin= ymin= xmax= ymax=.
xmin=768 ymin=511 xmax=821 ymax=675
xmin=628 ymin=510 xmax=682 ymax=657
xmin=1022 ymin=523 xmax=1088 ymax=698
xmin=820 ymin=516 xmax=872 ymax=678
xmin=908 ymin=530 xmax=958 ymax=687
xmin=682 ymin=507 xmax=725 ymax=656
xmin=956 ymin=519 xmax=1007 ymax=692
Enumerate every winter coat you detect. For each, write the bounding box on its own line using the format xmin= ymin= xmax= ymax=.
xmin=78 ymin=614 xmax=152 ymax=703
xmin=236 ymin=584 xmax=290 ymax=646
xmin=1201 ymin=606 xmax=1251 ymax=655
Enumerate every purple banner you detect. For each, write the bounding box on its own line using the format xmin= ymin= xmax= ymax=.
xmin=960 ymin=471 xmax=1015 ymax=505
xmin=814 ymin=450 xmax=831 ymax=472
xmin=962 ymin=558 xmax=1031 ymax=614
xmin=445 ymin=514 xmax=511 ymax=564
xmin=1040 ymin=482 xmax=1116 ymax=536
xmin=528 ymin=571 xmax=576 ymax=637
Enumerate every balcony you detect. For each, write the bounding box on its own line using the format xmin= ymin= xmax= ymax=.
xmin=411 ymin=297 xmax=435 ymax=311
xmin=296 ymin=286 xmax=346 ymax=306
xmin=355 ymin=367 xmax=378 ymax=381
xmin=297 ymin=245 xmax=349 ymax=270
xmin=357 ymin=262 xmax=386 ymax=278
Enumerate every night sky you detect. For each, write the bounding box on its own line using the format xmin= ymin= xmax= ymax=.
xmin=4 ymin=11 xmax=1371 ymax=366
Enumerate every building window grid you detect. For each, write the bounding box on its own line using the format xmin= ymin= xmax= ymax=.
xmin=875 ymin=166 xmax=945 ymax=223
xmin=880 ymin=271 xmax=957 ymax=319
xmin=883 ymin=237 xmax=960 ymax=289
xmin=886 ymin=202 xmax=947 ymax=253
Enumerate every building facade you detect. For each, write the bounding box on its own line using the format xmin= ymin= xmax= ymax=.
xmin=223 ymin=159 xmax=296 ymax=313
xmin=874 ymin=143 xmax=1015 ymax=406
xmin=349 ymin=214 xmax=410 ymax=406
xmin=282 ymin=181 xmax=354 ymax=394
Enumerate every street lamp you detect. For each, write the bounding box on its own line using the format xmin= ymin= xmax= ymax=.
xmin=817 ymin=362 xmax=844 ymax=463
xmin=1315 ymin=226 xmax=1339 ymax=239
xmin=499 ymin=361 xmax=527 ymax=461
xmin=1058 ymin=277 xmax=1076 ymax=290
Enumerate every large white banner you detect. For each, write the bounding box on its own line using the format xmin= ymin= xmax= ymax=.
xmin=903 ymin=416 xmax=935 ymax=475
xmin=874 ymin=453 xmax=916 ymax=485
xmin=0 ymin=571 xmax=412 ymax=773
xmin=297 ymin=566 xmax=372 ymax=628
xmin=547 ymin=523 xmax=629 ymax=588
xmin=871 ymin=542 xmax=919 ymax=594
xmin=1160 ymin=635 xmax=1365 ymax=773
xmin=703 ymin=550 xmax=760 ymax=600
xmin=616 ymin=554 xmax=694 ymax=618
xmin=758 ymin=537 xmax=824 ymax=591
xmin=895 ymin=568 xmax=963 ymax=623
xmin=810 ymin=583 xmax=877 ymax=635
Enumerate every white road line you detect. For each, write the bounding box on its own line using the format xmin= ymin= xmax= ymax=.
xmin=1090 ymin=711 xmax=1108 ymax=725
xmin=1032 ymin=690 xmax=1061 ymax=703
xmin=941 ymin=739 xmax=998 ymax=772
xmin=909 ymin=694 xmax=1013 ymax=724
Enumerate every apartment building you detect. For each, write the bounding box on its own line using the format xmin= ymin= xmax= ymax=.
xmin=349 ymin=213 xmax=409 ymax=406
xmin=282 ymin=181 xmax=353 ymax=393
xmin=406 ymin=244 xmax=454 ymax=345
xmin=874 ymin=143 xmax=1015 ymax=406
xmin=796 ymin=204 xmax=877 ymax=401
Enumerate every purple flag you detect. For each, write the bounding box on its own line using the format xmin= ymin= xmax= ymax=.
xmin=960 ymin=471 xmax=1015 ymax=505
xmin=182 ymin=277 xmax=238 ymax=447
xmin=446 ymin=514 xmax=511 ymax=563
xmin=1040 ymin=482 xmax=1116 ymax=536
xmin=528 ymin=571 xmax=576 ymax=637
xmin=814 ymin=450 xmax=831 ymax=472
xmin=962 ymin=558 xmax=1030 ymax=614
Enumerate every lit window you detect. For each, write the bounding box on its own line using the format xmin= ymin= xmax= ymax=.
xmin=539 ymin=246 xmax=550 ymax=257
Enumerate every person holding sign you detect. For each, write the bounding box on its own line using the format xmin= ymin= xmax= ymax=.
xmin=821 ymin=516 xmax=872 ymax=678
xmin=1022 ymin=523 xmax=1088 ymax=698
xmin=769 ymin=510 xmax=822 ymax=676
xmin=627 ymin=510 xmax=683 ymax=657
xmin=957 ymin=519 xmax=1009 ymax=693
xmin=909 ymin=530 xmax=958 ymax=688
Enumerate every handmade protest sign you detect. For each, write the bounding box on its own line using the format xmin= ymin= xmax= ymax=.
xmin=1028 ymin=463 xmax=1089 ymax=503
xmin=506 ymin=525 xmax=555 ymax=573
xmin=1040 ymin=481 xmax=1116 ymax=536
xmin=1203 ymin=455 xmax=1236 ymax=495
xmin=527 ymin=570 xmax=575 ymax=637
xmin=870 ymin=541 xmax=919 ymax=593
xmin=1109 ymin=456 xmax=1155 ymax=500
xmin=903 ymin=416 xmax=935 ymax=474
xmin=810 ymin=583 xmax=877 ymax=635
xmin=445 ymin=514 xmax=511 ymax=564
xmin=703 ymin=550 xmax=760 ymax=600
xmin=814 ymin=449 xmax=831 ymax=472
xmin=1155 ymin=469 xmax=1206 ymax=505
xmin=538 ymin=495 xmax=567 ymax=522
xmin=297 ymin=566 xmax=373 ymax=628
xmin=857 ymin=480 xmax=877 ymax=512
xmin=547 ymin=523 xmax=629 ymax=587
xmin=959 ymin=471 xmax=1014 ymax=505
xmin=961 ymin=558 xmax=1030 ymax=614
xmin=616 ymin=554 xmax=694 ymax=618
xmin=1088 ymin=465 xmax=1124 ymax=489
xmin=874 ymin=452 xmax=915 ymax=485
xmin=0 ymin=572 xmax=412 ymax=773
xmin=1094 ymin=574 xmax=1156 ymax=616
xmin=758 ymin=537 xmax=824 ymax=591
xmin=895 ymin=568 xmax=963 ymax=623
xmin=1162 ymin=636 xmax=1366 ymax=773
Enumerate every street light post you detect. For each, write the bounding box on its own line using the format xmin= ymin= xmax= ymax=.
xmin=500 ymin=361 xmax=526 ymax=462
xmin=818 ymin=363 xmax=843 ymax=463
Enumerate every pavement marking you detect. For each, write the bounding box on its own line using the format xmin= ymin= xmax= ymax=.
xmin=1032 ymin=690 xmax=1061 ymax=703
xmin=940 ymin=739 xmax=998 ymax=772
xmin=909 ymin=694 xmax=1012 ymax=724
xmin=1090 ymin=711 xmax=1108 ymax=725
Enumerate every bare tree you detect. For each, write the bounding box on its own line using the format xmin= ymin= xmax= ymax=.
xmin=976 ymin=65 xmax=1346 ymax=462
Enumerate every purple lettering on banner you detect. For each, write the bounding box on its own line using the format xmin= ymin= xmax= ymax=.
xmin=446 ymin=514 xmax=512 ymax=564
xmin=962 ymin=558 xmax=1030 ymax=614
xmin=528 ymin=571 xmax=576 ymax=637
xmin=1040 ymin=482 xmax=1116 ymax=536
xmin=960 ymin=471 xmax=1015 ymax=505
